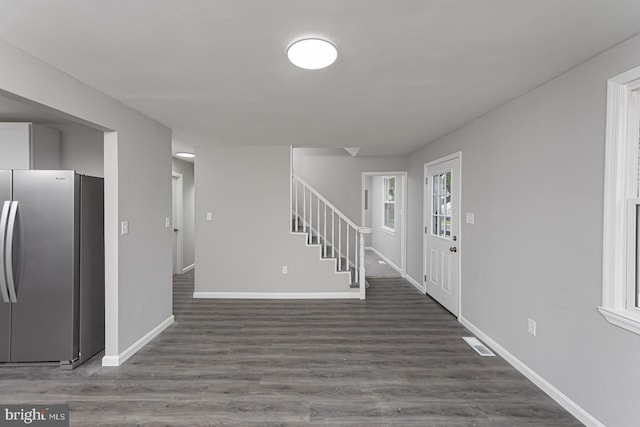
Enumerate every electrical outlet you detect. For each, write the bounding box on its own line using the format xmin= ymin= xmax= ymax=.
xmin=206 ymin=212 xmax=212 ymax=221
xmin=121 ymin=221 xmax=129 ymax=235
xmin=528 ymin=318 xmax=537 ymax=336
xmin=282 ymin=266 xmax=288 ymax=274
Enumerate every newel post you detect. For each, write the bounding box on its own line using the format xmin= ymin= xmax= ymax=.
xmin=358 ymin=228 xmax=372 ymax=300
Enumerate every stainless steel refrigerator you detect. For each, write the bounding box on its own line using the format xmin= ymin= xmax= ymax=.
xmin=0 ymin=170 xmax=104 ymax=367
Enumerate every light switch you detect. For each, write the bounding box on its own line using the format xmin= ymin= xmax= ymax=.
xmin=206 ymin=212 xmax=212 ymax=221
xmin=165 ymin=217 xmax=171 ymax=228
xmin=466 ymin=212 xmax=475 ymax=224
xmin=121 ymin=221 xmax=129 ymax=235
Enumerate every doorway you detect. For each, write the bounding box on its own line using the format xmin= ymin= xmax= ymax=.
xmin=424 ymin=153 xmax=461 ymax=316
xmin=172 ymin=172 xmax=183 ymax=275
xmin=361 ymin=171 xmax=407 ymax=278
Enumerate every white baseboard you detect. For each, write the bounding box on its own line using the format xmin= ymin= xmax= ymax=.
xmin=459 ymin=316 xmax=604 ymax=427
xmin=102 ymin=315 xmax=175 ymax=367
xmin=367 ymin=247 xmax=403 ymax=274
xmin=182 ymin=263 xmax=195 ymax=273
xmin=193 ymin=292 xmax=360 ymax=299
xmin=405 ymin=274 xmax=426 ymax=293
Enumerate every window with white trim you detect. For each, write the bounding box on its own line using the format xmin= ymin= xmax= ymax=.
xmin=600 ymin=65 xmax=640 ymax=336
xmin=382 ymin=176 xmax=396 ymax=233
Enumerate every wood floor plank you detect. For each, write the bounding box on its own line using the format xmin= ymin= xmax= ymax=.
xmin=0 ymin=272 xmax=582 ymax=426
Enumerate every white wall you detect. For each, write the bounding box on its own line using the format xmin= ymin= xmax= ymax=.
xmin=0 ymin=38 xmax=173 ymax=362
xmin=370 ymin=175 xmax=403 ymax=269
xmin=172 ymin=158 xmax=195 ymax=269
xmin=59 ymin=123 xmax=104 ymax=177
xmin=31 ymin=124 xmax=61 ymax=169
xmin=406 ymin=34 xmax=640 ymax=427
xmin=194 ymin=145 xmax=357 ymax=296
xmin=293 ymin=148 xmax=408 ymax=222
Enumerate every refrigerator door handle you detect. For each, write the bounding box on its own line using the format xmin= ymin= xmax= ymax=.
xmin=0 ymin=201 xmax=9 ymax=303
xmin=5 ymin=201 xmax=18 ymax=303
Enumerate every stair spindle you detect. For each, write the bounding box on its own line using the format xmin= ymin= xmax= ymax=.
xmin=338 ymin=219 xmax=342 ymax=271
xmin=355 ymin=231 xmax=359 ymax=283
xmin=324 ymin=204 xmax=327 ymax=257
xmin=346 ymin=225 xmax=350 ymax=278
xmin=295 ymin=179 xmax=299 ymax=230
xmin=332 ymin=211 xmax=335 ymax=258
xmin=309 ymin=194 xmax=312 ymax=243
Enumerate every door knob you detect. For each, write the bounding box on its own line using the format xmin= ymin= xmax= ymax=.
xmin=449 ymin=247 xmax=457 ymax=252
xmin=173 ymin=228 xmax=179 ymax=232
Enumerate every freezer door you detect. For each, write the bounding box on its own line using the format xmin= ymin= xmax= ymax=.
xmin=9 ymin=170 xmax=79 ymax=362
xmin=0 ymin=170 xmax=10 ymax=362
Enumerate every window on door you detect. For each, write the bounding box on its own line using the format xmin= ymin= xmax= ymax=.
xmin=382 ymin=176 xmax=396 ymax=233
xmin=431 ymin=171 xmax=452 ymax=238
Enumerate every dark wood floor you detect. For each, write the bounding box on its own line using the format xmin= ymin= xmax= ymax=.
xmin=0 ymin=272 xmax=581 ymax=426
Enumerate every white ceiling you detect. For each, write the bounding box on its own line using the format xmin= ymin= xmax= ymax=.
xmin=0 ymin=1 xmax=639 ymax=156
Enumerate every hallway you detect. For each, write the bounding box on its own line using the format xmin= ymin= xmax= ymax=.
xmin=364 ymin=249 xmax=401 ymax=278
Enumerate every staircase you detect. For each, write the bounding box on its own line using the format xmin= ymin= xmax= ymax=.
xmin=291 ymin=173 xmax=371 ymax=299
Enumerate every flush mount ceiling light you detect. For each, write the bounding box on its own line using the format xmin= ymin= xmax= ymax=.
xmin=175 ymin=152 xmax=195 ymax=158
xmin=287 ymin=38 xmax=337 ymax=70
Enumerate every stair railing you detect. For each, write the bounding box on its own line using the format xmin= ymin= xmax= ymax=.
xmin=292 ymin=173 xmax=371 ymax=300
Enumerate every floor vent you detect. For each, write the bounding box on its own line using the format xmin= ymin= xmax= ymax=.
xmin=462 ymin=337 xmax=495 ymax=357
xmin=377 ymin=260 xmax=387 ymax=265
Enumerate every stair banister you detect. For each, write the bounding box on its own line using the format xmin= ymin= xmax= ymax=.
xmin=292 ymin=172 xmax=371 ymax=299
xmin=293 ymin=173 xmax=363 ymax=230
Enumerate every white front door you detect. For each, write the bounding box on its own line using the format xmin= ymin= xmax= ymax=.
xmin=424 ymin=155 xmax=460 ymax=316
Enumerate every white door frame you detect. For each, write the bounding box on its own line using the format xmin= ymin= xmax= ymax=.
xmin=172 ymin=172 xmax=184 ymax=275
xmin=423 ymin=152 xmax=462 ymax=317
xmin=361 ymin=171 xmax=408 ymax=277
